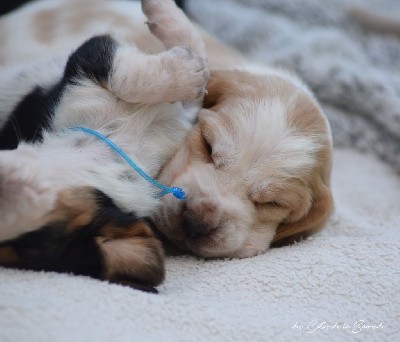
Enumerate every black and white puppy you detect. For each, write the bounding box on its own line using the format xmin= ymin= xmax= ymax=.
xmin=0 ymin=0 xmax=208 ymax=291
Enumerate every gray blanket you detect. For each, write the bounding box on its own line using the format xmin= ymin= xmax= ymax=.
xmin=186 ymin=0 xmax=400 ymax=173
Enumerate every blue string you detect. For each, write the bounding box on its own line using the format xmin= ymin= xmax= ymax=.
xmin=69 ymin=127 xmax=186 ymax=200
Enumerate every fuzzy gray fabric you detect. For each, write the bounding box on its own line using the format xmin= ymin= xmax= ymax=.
xmin=186 ymin=0 xmax=400 ymax=173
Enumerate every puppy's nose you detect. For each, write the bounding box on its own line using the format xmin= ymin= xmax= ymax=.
xmin=182 ymin=211 xmax=211 ymax=239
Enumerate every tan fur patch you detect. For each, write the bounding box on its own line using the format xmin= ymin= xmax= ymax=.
xmin=100 ymin=221 xmax=154 ymax=240
xmin=0 ymin=246 xmax=18 ymax=266
xmin=33 ymin=9 xmax=57 ymax=44
xmin=272 ymin=177 xmax=333 ymax=246
xmin=40 ymin=187 xmax=98 ymax=231
xmin=187 ymin=125 xmax=213 ymax=163
xmin=67 ymin=9 xmax=130 ymax=35
xmin=267 ymin=87 xmax=332 ymax=245
xmin=97 ymin=221 xmax=164 ymax=286
xmin=203 ymin=70 xmax=244 ymax=109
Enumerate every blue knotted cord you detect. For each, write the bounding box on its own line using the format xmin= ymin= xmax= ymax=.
xmin=69 ymin=127 xmax=186 ymax=200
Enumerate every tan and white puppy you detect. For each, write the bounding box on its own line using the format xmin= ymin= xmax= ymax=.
xmin=145 ymin=4 xmax=333 ymax=257
xmin=0 ymin=0 xmax=333 ymax=276
xmin=156 ymin=66 xmax=333 ymax=257
xmin=146 ymin=9 xmax=333 ymax=256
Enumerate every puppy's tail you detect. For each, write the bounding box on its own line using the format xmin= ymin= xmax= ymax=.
xmin=349 ymin=6 xmax=400 ymax=36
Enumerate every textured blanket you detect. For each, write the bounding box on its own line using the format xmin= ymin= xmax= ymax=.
xmin=1 ymin=150 xmax=399 ymax=341
xmin=1 ymin=1 xmax=400 ymax=341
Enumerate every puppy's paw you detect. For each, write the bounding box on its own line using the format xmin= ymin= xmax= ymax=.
xmin=142 ymin=0 xmax=200 ymax=53
xmin=142 ymin=0 xmax=177 ymax=21
xmin=162 ymin=46 xmax=209 ymax=102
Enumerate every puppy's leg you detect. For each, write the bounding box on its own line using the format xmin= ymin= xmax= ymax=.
xmin=0 ymin=187 xmax=164 ymax=292
xmin=142 ymin=0 xmax=207 ymax=58
xmin=65 ymin=34 xmax=207 ymax=105
xmin=109 ymin=43 xmax=208 ymax=104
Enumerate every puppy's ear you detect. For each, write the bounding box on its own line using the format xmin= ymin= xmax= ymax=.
xmin=0 ymin=187 xmax=165 ymax=292
xmin=271 ymin=176 xmax=333 ymax=247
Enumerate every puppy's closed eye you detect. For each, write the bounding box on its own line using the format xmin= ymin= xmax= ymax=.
xmin=197 ymin=125 xmax=214 ymax=164
xmin=201 ymin=129 xmax=231 ymax=169
xmin=254 ymin=201 xmax=285 ymax=209
xmin=202 ymin=136 xmax=230 ymax=169
xmin=203 ymin=135 xmax=213 ymax=158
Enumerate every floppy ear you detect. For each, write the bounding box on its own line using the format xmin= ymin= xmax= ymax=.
xmin=271 ymin=176 xmax=333 ymax=247
xmin=0 ymin=187 xmax=165 ymax=292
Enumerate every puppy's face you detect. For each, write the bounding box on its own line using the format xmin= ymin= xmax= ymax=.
xmin=156 ymin=70 xmax=333 ymax=258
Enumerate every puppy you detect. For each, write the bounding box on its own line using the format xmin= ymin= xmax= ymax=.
xmin=155 ymin=65 xmax=333 ymax=257
xmin=0 ymin=0 xmax=208 ymax=291
xmin=0 ymin=0 xmax=333 ymax=272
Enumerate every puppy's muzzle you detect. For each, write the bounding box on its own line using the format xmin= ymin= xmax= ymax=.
xmin=182 ymin=211 xmax=212 ymax=238
xmin=182 ymin=200 xmax=220 ymax=238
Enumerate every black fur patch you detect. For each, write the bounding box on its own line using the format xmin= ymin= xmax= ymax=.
xmin=0 ymin=190 xmax=139 ymax=279
xmin=64 ymin=35 xmax=117 ymax=86
xmin=0 ymin=0 xmax=31 ymax=16
xmin=0 ymin=81 xmax=64 ymax=150
xmin=2 ymin=222 xmax=104 ymax=278
xmin=0 ymin=35 xmax=117 ymax=150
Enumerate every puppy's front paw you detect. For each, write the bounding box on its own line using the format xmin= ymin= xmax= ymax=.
xmin=163 ymin=46 xmax=209 ymax=102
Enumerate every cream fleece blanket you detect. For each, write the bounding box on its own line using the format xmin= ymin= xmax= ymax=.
xmin=1 ymin=149 xmax=399 ymax=341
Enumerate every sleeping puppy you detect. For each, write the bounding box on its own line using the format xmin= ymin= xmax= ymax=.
xmin=155 ymin=65 xmax=333 ymax=257
xmin=0 ymin=0 xmax=333 ymax=278
xmin=133 ymin=4 xmax=333 ymax=258
xmin=0 ymin=0 xmax=208 ymax=291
